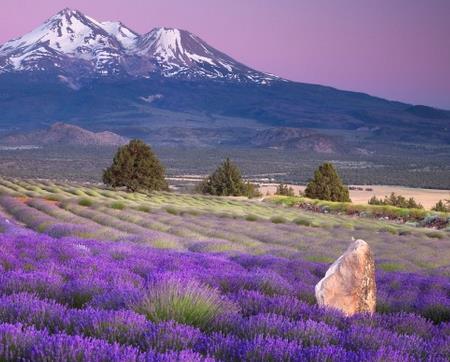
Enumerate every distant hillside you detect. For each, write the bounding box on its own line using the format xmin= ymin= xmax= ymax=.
xmin=251 ymin=128 xmax=341 ymax=153
xmin=138 ymin=126 xmax=346 ymax=153
xmin=1 ymin=122 xmax=128 ymax=147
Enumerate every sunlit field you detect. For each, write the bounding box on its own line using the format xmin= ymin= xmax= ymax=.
xmin=0 ymin=177 xmax=449 ymax=361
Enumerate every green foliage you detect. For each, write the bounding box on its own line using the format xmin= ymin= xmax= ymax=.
xmin=137 ymin=205 xmax=152 ymax=213
xmin=78 ymin=198 xmax=93 ymax=207
xmin=165 ymin=206 xmax=180 ymax=215
xmin=110 ymin=201 xmax=125 ymax=210
xmin=136 ymin=277 xmax=237 ymax=329
xmin=198 ymin=158 xmax=259 ymax=197
xmin=368 ymin=193 xmax=423 ymax=209
xmin=103 ymin=139 xmax=168 ymax=192
xmin=245 ymin=214 xmax=259 ymax=222
xmin=275 ymin=183 xmax=295 ymax=196
xmin=243 ymin=181 xmax=262 ymax=198
xmin=379 ymin=263 xmax=405 ymax=272
xmin=432 ymin=199 xmax=450 ymax=212
xmin=304 ymin=162 xmax=351 ymax=202
xmin=293 ymin=217 xmax=311 ymax=226
xmin=270 ymin=216 xmax=286 ymax=224
xmin=425 ymin=231 xmax=444 ymax=239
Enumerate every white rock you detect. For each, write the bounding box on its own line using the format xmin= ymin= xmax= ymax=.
xmin=315 ymin=239 xmax=376 ymax=316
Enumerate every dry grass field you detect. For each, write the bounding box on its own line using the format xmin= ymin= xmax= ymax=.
xmin=259 ymin=184 xmax=450 ymax=210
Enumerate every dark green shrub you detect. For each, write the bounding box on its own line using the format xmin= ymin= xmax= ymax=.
xmin=293 ymin=217 xmax=311 ymax=226
xmin=165 ymin=206 xmax=180 ymax=215
xmin=425 ymin=231 xmax=444 ymax=239
xmin=432 ymin=200 xmax=450 ymax=212
xmin=78 ymin=198 xmax=93 ymax=207
xmin=110 ymin=201 xmax=125 ymax=210
xmin=138 ymin=205 xmax=152 ymax=213
xmin=369 ymin=193 xmax=423 ymax=209
xmin=197 ymin=158 xmax=259 ymax=197
xmin=423 ymin=304 xmax=450 ymax=323
xmin=270 ymin=216 xmax=286 ymax=224
xmin=245 ymin=214 xmax=259 ymax=222
xmin=103 ymin=139 xmax=168 ymax=192
xmin=304 ymin=162 xmax=350 ymax=202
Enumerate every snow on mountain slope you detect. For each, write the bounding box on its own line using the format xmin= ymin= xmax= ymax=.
xmin=0 ymin=8 xmax=128 ymax=75
xmin=99 ymin=21 xmax=139 ymax=49
xmin=137 ymin=27 xmax=275 ymax=82
xmin=0 ymin=8 xmax=278 ymax=83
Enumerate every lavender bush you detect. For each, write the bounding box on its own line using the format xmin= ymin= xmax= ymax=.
xmin=0 ymin=226 xmax=448 ymax=361
xmin=0 ymin=178 xmax=449 ymax=360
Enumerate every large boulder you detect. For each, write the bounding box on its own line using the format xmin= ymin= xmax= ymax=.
xmin=315 ymin=239 xmax=376 ymax=316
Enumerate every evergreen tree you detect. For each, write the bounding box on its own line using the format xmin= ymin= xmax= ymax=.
xmin=103 ymin=139 xmax=168 ymax=192
xmin=304 ymin=162 xmax=351 ymax=202
xmin=198 ymin=158 xmax=259 ymax=197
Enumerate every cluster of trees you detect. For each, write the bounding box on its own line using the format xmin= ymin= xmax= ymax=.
xmin=432 ymin=200 xmax=450 ymax=212
xmin=103 ymin=142 xmax=261 ymax=198
xmin=368 ymin=193 xmax=423 ymax=209
xmin=275 ymin=183 xmax=295 ymax=197
xmin=102 ymin=140 xmax=350 ymax=203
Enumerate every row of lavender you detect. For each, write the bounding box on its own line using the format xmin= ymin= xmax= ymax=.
xmin=1 ymin=193 xmax=448 ymax=274
xmin=0 ymin=219 xmax=448 ymax=361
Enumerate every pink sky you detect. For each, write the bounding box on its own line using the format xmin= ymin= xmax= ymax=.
xmin=1 ymin=0 xmax=449 ymax=109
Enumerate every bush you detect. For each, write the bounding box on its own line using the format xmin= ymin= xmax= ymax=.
xmin=197 ymin=158 xmax=259 ymax=197
xmin=243 ymin=182 xmax=262 ymax=198
xmin=304 ymin=163 xmax=350 ymax=202
xmin=103 ymin=139 xmax=168 ymax=192
xmin=293 ymin=217 xmax=311 ymax=226
xmin=78 ymin=198 xmax=93 ymax=207
xmin=270 ymin=216 xmax=286 ymax=224
xmin=368 ymin=193 xmax=423 ymax=209
xmin=275 ymin=183 xmax=295 ymax=197
xmin=136 ymin=275 xmax=237 ymax=329
xmin=110 ymin=201 xmax=125 ymax=210
xmin=165 ymin=206 xmax=180 ymax=215
xmin=245 ymin=214 xmax=259 ymax=222
xmin=432 ymin=200 xmax=450 ymax=212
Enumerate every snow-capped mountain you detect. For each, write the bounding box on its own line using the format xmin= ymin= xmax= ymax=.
xmin=0 ymin=8 xmax=277 ymax=83
xmin=136 ymin=27 xmax=274 ymax=82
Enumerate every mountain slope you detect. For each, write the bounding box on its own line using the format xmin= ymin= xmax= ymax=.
xmin=1 ymin=122 xmax=128 ymax=146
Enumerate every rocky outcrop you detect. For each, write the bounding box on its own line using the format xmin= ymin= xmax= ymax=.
xmin=315 ymin=239 xmax=376 ymax=316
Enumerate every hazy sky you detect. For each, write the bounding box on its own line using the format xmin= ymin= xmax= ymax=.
xmin=1 ymin=0 xmax=449 ymax=108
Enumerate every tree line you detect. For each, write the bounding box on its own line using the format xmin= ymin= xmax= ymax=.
xmin=102 ymin=139 xmax=448 ymax=210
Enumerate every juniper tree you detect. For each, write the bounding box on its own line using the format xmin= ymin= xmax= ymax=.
xmin=103 ymin=139 xmax=168 ymax=192
xmin=198 ymin=158 xmax=259 ymax=197
xmin=304 ymin=162 xmax=351 ymax=202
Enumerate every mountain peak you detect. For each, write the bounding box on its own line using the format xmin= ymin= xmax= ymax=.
xmin=137 ymin=27 xmax=276 ymax=82
xmin=0 ymin=9 xmax=278 ymax=83
xmin=53 ymin=8 xmax=84 ymax=18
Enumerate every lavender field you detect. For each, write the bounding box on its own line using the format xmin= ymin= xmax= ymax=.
xmin=0 ymin=177 xmax=449 ymax=361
